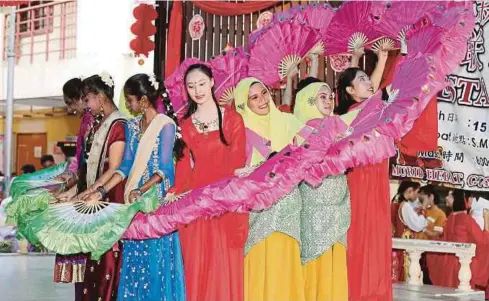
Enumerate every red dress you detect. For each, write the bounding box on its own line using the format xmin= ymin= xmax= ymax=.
xmin=346 ymin=160 xmax=392 ymax=301
xmin=173 ymin=109 xmax=248 ymax=301
xmin=82 ymin=120 xmax=126 ymax=301
xmin=427 ymin=213 xmax=489 ymax=290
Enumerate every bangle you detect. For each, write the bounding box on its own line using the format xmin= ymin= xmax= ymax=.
xmin=133 ymin=189 xmax=142 ymax=196
xmin=96 ymin=186 xmax=107 ymax=200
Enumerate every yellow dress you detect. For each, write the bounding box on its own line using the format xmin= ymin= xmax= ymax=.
xmin=303 ymin=243 xmax=348 ymax=301
xmin=235 ymin=78 xmax=306 ymax=301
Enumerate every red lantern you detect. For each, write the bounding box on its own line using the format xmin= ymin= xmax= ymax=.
xmin=130 ymin=4 xmax=158 ymax=57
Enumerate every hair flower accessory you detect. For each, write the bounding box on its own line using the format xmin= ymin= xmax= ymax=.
xmin=78 ymin=75 xmax=85 ymax=80
xmin=99 ymin=71 xmax=114 ymax=88
xmin=149 ymin=74 xmax=159 ymax=90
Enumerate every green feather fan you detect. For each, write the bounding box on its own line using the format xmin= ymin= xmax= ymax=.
xmin=17 ymin=186 xmax=159 ymax=260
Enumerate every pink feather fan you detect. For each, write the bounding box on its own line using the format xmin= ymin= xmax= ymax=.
xmin=165 ymin=57 xmax=207 ymax=117
xmin=248 ymin=19 xmax=322 ymax=85
xmin=323 ymin=1 xmax=377 ymax=55
xmin=301 ymin=2 xmax=336 ymax=55
xmin=370 ymin=1 xmax=444 ymax=55
xmin=209 ymin=47 xmax=249 ymax=105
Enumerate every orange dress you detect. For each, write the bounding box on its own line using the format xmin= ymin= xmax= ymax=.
xmin=173 ymin=109 xmax=248 ymax=301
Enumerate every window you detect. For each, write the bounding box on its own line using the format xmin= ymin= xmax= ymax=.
xmin=3 ymin=0 xmax=77 ymax=62
xmin=18 ymin=1 xmax=53 ymax=35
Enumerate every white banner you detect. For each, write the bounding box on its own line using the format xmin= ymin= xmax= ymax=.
xmin=437 ymin=1 xmax=489 ymax=191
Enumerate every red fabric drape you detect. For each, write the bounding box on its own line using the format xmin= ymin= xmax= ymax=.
xmin=165 ymin=0 xmax=183 ymax=78
xmin=380 ymin=53 xmax=438 ymax=156
xmin=0 ymin=1 xmax=28 ymax=6
xmin=192 ymin=0 xmax=276 ymax=16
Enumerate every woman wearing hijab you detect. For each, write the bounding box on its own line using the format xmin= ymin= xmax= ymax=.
xmin=234 ymin=77 xmax=310 ymax=301
xmin=293 ymin=80 xmax=350 ymax=301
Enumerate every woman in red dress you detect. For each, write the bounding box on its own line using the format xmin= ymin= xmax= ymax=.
xmin=171 ymin=64 xmax=247 ymax=301
xmin=76 ymin=74 xmax=127 ymax=301
xmin=335 ymin=47 xmax=391 ymax=301
xmin=428 ymin=189 xmax=489 ymax=293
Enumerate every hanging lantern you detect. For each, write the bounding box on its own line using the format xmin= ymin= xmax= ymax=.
xmin=189 ymin=14 xmax=205 ymax=40
xmin=130 ymin=4 xmax=158 ymax=57
xmin=256 ymin=11 xmax=273 ymax=29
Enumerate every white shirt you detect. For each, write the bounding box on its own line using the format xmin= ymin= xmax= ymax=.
xmin=400 ymin=200 xmax=428 ymax=232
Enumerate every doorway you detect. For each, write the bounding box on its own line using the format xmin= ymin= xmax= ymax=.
xmin=16 ymin=133 xmax=47 ymax=175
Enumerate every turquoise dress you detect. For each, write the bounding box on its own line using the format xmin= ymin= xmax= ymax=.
xmin=116 ymin=116 xmax=186 ymax=301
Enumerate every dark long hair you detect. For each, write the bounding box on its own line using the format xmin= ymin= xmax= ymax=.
xmin=334 ymin=67 xmax=362 ymax=115
xmin=452 ymin=189 xmax=467 ymax=212
xmin=296 ymin=76 xmax=322 ymax=94
xmin=419 ymin=185 xmax=440 ymax=205
xmin=396 ymin=181 xmax=421 ymax=202
xmin=124 ymin=73 xmax=186 ymax=160
xmin=183 ymin=64 xmax=228 ymax=145
xmin=63 ymin=78 xmax=83 ymax=105
xmin=82 ymin=74 xmax=115 ymax=103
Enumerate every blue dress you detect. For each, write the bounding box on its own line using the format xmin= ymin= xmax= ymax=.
xmin=116 ymin=116 xmax=186 ymax=301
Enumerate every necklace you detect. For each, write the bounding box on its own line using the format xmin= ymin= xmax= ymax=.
xmin=192 ymin=116 xmax=219 ymax=135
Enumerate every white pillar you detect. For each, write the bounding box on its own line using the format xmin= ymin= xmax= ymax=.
xmin=456 ymin=253 xmax=473 ymax=292
xmin=4 ymin=6 xmax=16 ymax=196
xmin=407 ymin=250 xmax=423 ymax=285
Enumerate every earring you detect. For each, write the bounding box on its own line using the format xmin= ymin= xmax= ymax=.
xmin=100 ymin=105 xmax=105 ymax=118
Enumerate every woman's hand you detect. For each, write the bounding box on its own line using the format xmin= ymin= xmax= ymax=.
xmin=375 ymin=47 xmax=389 ymax=62
xmin=77 ymin=186 xmax=95 ymax=200
xmin=55 ymin=172 xmax=73 ymax=183
xmin=287 ymin=64 xmax=299 ymax=79
xmin=128 ymin=189 xmax=142 ymax=203
xmin=351 ymin=47 xmax=365 ymax=59
xmin=82 ymin=191 xmax=103 ymax=203
xmin=54 ymin=191 xmax=72 ymax=203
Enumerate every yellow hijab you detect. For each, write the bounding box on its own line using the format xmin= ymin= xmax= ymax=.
xmin=293 ymin=82 xmax=332 ymax=123
xmin=118 ymin=89 xmax=133 ymax=117
xmin=234 ymin=77 xmax=304 ymax=164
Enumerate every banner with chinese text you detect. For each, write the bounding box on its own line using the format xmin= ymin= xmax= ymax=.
xmin=390 ymin=1 xmax=489 ymax=191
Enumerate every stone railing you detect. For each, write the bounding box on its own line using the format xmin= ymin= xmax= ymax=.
xmin=392 ymin=238 xmax=476 ymax=291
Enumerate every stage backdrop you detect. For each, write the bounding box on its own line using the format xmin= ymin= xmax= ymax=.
xmin=390 ymin=1 xmax=489 ymax=191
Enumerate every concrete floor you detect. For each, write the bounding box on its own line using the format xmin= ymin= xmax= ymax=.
xmin=0 ymin=254 xmax=73 ymax=301
xmin=0 ymin=254 xmax=485 ymax=301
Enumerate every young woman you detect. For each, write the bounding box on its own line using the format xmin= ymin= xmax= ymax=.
xmin=234 ymin=77 xmax=308 ymax=301
xmin=293 ymin=80 xmax=350 ymax=301
xmin=171 ymin=64 xmax=247 ymax=301
xmin=53 ymin=78 xmax=93 ymax=301
xmin=76 ymin=73 xmax=127 ymax=301
xmin=83 ymin=74 xmax=186 ymax=301
xmin=428 ymin=189 xmax=489 ymax=293
xmin=335 ymin=48 xmax=392 ymax=301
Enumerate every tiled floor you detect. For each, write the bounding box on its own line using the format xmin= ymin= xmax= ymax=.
xmin=0 ymin=254 xmax=73 ymax=301
xmin=0 ymin=254 xmax=485 ymax=301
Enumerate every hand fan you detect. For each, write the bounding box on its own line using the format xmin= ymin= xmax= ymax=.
xmin=9 ymin=162 xmax=67 ymax=198
xmin=17 ymin=186 xmax=159 ymax=260
xmin=165 ymin=57 xmax=207 ymax=117
xmin=5 ymin=189 xmax=53 ymax=226
xmin=423 ymin=3 xmax=475 ymax=75
xmin=124 ymin=144 xmax=326 ymax=240
xmin=248 ymin=19 xmax=322 ymax=85
xmin=370 ymin=1 xmax=443 ymax=54
xmin=301 ymin=2 xmax=336 ymax=55
xmin=323 ymin=1 xmax=377 ymax=55
xmin=209 ymin=47 xmax=249 ymax=105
